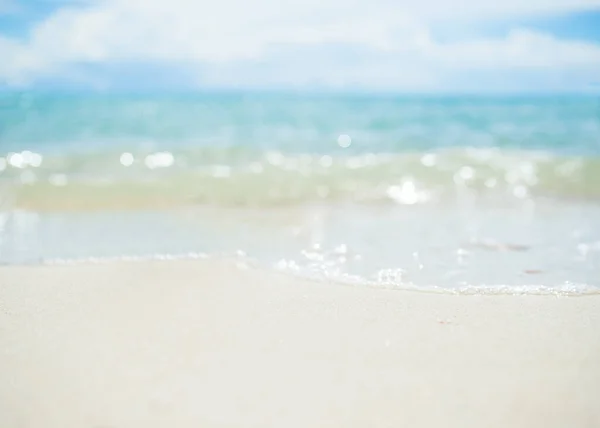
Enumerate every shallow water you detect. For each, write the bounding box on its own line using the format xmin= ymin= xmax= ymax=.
xmin=1 ymin=202 xmax=599 ymax=294
xmin=1 ymin=92 xmax=599 ymax=293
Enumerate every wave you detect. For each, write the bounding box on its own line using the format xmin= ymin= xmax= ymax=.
xmin=2 ymin=147 xmax=600 ymax=210
xmin=40 ymin=253 xmax=600 ymax=296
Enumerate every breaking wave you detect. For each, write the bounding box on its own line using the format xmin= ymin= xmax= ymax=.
xmin=2 ymin=147 xmax=600 ymax=210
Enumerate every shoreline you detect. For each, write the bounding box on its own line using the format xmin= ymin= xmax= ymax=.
xmin=1 ymin=259 xmax=600 ymax=427
xmin=4 ymin=256 xmax=599 ymax=296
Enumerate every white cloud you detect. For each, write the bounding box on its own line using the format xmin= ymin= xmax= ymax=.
xmin=1 ymin=0 xmax=600 ymax=88
xmin=429 ymin=30 xmax=600 ymax=70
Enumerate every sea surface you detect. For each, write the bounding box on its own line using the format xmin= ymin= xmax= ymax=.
xmin=1 ymin=92 xmax=599 ymax=294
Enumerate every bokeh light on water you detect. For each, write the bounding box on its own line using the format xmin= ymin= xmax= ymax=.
xmin=1 ymin=94 xmax=599 ymax=292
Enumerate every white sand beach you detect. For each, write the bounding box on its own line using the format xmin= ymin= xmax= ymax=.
xmin=1 ymin=259 xmax=599 ymax=428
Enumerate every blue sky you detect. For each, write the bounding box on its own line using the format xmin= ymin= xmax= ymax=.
xmin=0 ymin=0 xmax=599 ymax=92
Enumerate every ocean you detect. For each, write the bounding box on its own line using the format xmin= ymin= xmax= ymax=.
xmin=1 ymin=92 xmax=599 ymax=294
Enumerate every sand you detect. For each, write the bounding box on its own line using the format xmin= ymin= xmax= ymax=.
xmin=1 ymin=259 xmax=599 ymax=428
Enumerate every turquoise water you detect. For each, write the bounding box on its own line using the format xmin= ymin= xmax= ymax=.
xmin=1 ymin=92 xmax=599 ymax=293
xmin=2 ymin=93 xmax=599 ymax=154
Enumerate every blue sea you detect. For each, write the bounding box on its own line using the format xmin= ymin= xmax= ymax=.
xmin=1 ymin=92 xmax=599 ymax=294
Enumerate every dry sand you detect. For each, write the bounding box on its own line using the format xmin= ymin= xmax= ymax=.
xmin=1 ymin=260 xmax=599 ymax=428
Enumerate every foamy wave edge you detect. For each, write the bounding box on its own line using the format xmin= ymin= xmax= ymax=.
xmin=36 ymin=252 xmax=600 ymax=297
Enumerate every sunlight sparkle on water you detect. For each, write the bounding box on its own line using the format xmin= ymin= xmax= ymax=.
xmin=337 ymin=134 xmax=352 ymax=148
xmin=5 ymin=151 xmax=43 ymax=169
xmin=120 ymin=152 xmax=134 ymax=166
xmin=386 ymin=180 xmax=429 ymax=205
xmin=145 ymin=152 xmax=174 ymax=169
